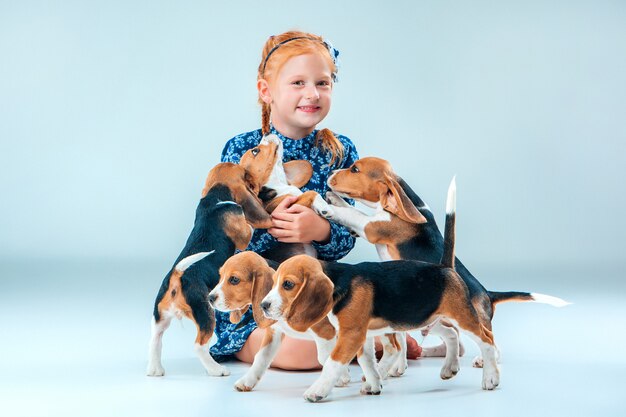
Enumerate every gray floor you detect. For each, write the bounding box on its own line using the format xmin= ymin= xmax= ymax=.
xmin=1 ymin=259 xmax=625 ymax=417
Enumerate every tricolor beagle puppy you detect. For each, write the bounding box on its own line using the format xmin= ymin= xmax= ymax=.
xmin=146 ymin=163 xmax=272 ymax=377
xmin=239 ymin=135 xmax=407 ymax=378
xmin=263 ymin=179 xmax=568 ymax=402
xmin=317 ymin=157 xmax=564 ymax=364
xmin=207 ymin=251 xmax=351 ymax=392
xmin=238 ymin=133 xmax=320 ymax=262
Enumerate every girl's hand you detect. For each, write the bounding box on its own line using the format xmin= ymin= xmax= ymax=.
xmin=269 ymin=196 xmax=331 ymax=243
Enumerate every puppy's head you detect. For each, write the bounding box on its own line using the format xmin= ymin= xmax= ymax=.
xmin=239 ymin=134 xmax=281 ymax=188
xmin=208 ymin=251 xmax=276 ymax=328
xmin=261 ymin=255 xmax=334 ymax=332
xmin=201 ymin=162 xmax=273 ymax=229
xmin=328 ymin=157 xmax=426 ymax=224
xmin=240 ymin=134 xmax=313 ymax=195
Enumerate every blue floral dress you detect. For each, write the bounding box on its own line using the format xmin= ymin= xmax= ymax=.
xmin=209 ymin=126 xmax=360 ymax=361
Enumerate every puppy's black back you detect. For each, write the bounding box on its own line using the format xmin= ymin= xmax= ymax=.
xmin=153 ymin=185 xmax=242 ymax=324
xmin=323 ymin=260 xmax=452 ymax=328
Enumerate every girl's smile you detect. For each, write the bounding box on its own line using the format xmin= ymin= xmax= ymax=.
xmin=297 ymin=106 xmax=321 ymax=113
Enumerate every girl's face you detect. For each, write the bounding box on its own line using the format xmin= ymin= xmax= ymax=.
xmin=260 ymin=53 xmax=333 ymax=139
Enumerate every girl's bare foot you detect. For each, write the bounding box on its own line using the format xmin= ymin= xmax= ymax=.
xmin=406 ymin=334 xmax=422 ymax=359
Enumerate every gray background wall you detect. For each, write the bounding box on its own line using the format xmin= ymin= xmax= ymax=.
xmin=1 ymin=0 xmax=625 ymax=271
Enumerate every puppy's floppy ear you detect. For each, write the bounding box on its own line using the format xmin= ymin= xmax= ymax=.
xmin=244 ymin=171 xmax=261 ymax=196
xmin=234 ymin=182 xmax=273 ymax=229
xmin=229 ymin=306 xmax=250 ymax=324
xmin=284 ymin=160 xmax=313 ymax=188
xmin=251 ymin=267 xmax=277 ymax=329
xmin=286 ymin=271 xmax=334 ymax=333
xmin=201 ymin=172 xmax=214 ymax=198
xmin=225 ymin=211 xmax=254 ymax=251
xmin=378 ymin=173 xmax=427 ymax=224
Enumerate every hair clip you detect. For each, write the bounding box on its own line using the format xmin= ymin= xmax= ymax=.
xmin=323 ymin=40 xmax=340 ymax=82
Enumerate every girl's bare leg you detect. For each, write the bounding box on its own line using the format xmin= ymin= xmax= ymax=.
xmin=235 ymin=328 xmax=322 ymax=371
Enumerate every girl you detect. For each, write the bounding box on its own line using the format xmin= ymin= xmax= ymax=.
xmin=210 ymin=30 xmax=420 ymax=370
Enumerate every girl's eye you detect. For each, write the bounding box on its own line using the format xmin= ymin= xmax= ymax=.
xmin=317 ymin=81 xmax=330 ymax=87
xmin=282 ymin=280 xmax=295 ymax=291
xmin=229 ymin=276 xmax=240 ymax=285
xmin=350 ymin=165 xmax=360 ymax=173
xmin=292 ymin=81 xmax=305 ymax=86
xmin=251 ymin=148 xmax=260 ymax=156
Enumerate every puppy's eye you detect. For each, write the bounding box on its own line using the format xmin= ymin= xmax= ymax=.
xmin=350 ymin=165 xmax=360 ymax=173
xmin=282 ymin=280 xmax=295 ymax=291
xmin=228 ymin=276 xmax=240 ymax=285
xmin=251 ymin=147 xmax=260 ymax=156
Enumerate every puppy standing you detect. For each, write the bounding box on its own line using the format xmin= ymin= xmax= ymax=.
xmin=262 ymin=179 xmax=568 ymax=402
xmin=146 ymin=163 xmax=272 ymax=377
xmin=208 ymin=251 xmax=350 ymax=391
xmin=318 ymin=158 xmax=565 ymax=363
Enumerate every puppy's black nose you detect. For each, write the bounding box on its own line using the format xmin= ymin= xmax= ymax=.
xmin=260 ymin=301 xmax=271 ymax=312
xmin=208 ymin=293 xmax=217 ymax=306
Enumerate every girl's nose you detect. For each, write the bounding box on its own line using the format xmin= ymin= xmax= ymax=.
xmin=304 ymin=86 xmax=320 ymax=100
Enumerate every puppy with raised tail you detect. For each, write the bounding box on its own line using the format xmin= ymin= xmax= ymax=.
xmin=317 ymin=158 xmax=568 ymax=365
xmin=263 ymin=178 xmax=568 ymax=402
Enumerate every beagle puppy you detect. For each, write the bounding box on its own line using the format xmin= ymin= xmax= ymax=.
xmin=263 ymin=179 xmax=568 ymax=402
xmin=239 ymin=135 xmax=407 ymax=378
xmin=238 ymin=133 xmax=320 ymax=263
xmin=316 ymin=157 xmax=561 ymax=364
xmin=207 ymin=251 xmax=351 ymax=391
xmin=147 ymin=163 xmax=272 ymax=377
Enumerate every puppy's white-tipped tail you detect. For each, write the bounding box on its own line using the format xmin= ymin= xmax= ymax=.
xmin=531 ymin=293 xmax=571 ymax=307
xmin=440 ymin=176 xmax=457 ymax=269
xmin=446 ymin=175 xmax=457 ymax=215
xmin=175 ymin=251 xmax=215 ymax=272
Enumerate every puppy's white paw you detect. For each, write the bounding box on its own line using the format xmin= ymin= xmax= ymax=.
xmin=376 ymin=364 xmax=391 ymax=381
xmin=234 ymin=373 xmax=259 ymax=392
xmin=303 ymin=381 xmax=333 ymax=403
xmin=360 ymin=379 xmax=383 ymax=395
xmin=440 ymin=359 xmax=460 ymax=380
xmin=472 ymin=356 xmax=484 ymax=368
xmin=205 ymin=364 xmax=230 ymax=377
xmin=318 ymin=207 xmax=335 ymax=220
xmin=391 ymin=356 xmax=408 ymax=377
xmin=326 ymin=191 xmax=351 ymax=208
xmin=313 ymin=195 xmax=335 ymax=219
xmin=146 ymin=362 xmax=165 ymax=377
xmin=482 ymin=368 xmax=500 ymax=390
xmin=335 ymin=369 xmax=351 ymax=387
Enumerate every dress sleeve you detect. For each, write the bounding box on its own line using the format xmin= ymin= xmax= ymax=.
xmin=311 ymin=137 xmax=360 ymax=261
xmin=220 ymin=138 xmax=244 ymax=163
